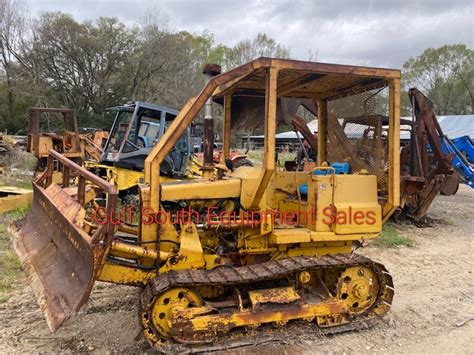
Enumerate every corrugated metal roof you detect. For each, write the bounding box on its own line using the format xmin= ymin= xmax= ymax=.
xmin=431 ymin=115 xmax=473 ymax=139
xmin=250 ymin=120 xmax=318 ymax=140
xmin=400 ymin=115 xmax=474 ymax=140
xmin=252 ymin=115 xmax=474 ymax=140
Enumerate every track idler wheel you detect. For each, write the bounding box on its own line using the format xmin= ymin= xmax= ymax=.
xmin=336 ymin=266 xmax=379 ymax=315
xmin=141 ymin=287 xmax=206 ymax=347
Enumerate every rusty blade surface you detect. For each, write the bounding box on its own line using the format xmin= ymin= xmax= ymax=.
xmin=8 ymin=183 xmax=96 ymax=332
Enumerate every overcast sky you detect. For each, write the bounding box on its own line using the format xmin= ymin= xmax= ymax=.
xmin=25 ymin=0 xmax=474 ymax=68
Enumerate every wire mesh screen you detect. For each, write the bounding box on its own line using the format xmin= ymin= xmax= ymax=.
xmin=327 ymin=87 xmax=389 ymax=191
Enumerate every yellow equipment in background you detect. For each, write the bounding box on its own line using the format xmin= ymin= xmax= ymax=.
xmin=10 ymin=58 xmax=399 ymax=351
xmin=27 ymin=107 xmax=84 ymax=165
xmin=83 ymin=161 xmax=146 ymax=192
xmin=0 ymin=187 xmax=32 ymax=214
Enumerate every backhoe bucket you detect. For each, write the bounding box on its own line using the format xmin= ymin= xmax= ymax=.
xmin=9 ymin=183 xmax=97 ymax=332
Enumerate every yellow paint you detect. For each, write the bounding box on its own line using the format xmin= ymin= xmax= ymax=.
xmin=285 ymin=244 xmax=352 ymax=257
xmin=248 ymin=286 xmax=300 ymax=307
xmin=383 ymin=78 xmax=401 ymax=221
xmin=299 ymin=271 xmax=311 ymax=284
xmin=251 ymin=67 xmax=278 ymax=208
xmin=37 ymin=136 xmax=53 ymax=157
xmin=97 ymin=262 xmax=155 ymax=285
xmin=150 ymin=288 xmax=203 ymax=337
xmin=0 ymin=188 xmax=32 ymax=214
xmin=270 ymin=229 xmax=312 ymax=244
xmin=312 ymin=173 xmax=333 ymax=232
xmin=160 ymin=223 xmax=205 ymax=272
xmin=336 ymin=266 xmax=378 ymax=314
xmin=230 ymin=166 xmax=265 ymax=209
xmin=84 ymin=162 xmax=179 ymax=192
xmin=161 ymin=178 xmax=241 ymax=201
xmin=111 ymin=240 xmax=169 ymax=261
xmin=332 ymin=175 xmax=382 ymax=234
xmin=180 ymin=298 xmax=346 ymax=333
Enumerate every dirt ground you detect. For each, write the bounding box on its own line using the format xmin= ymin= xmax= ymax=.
xmin=0 ymin=185 xmax=473 ymax=354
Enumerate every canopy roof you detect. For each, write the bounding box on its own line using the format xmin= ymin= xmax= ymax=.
xmin=211 ymin=57 xmax=400 ymax=130
xmin=213 ymin=57 xmax=400 ymax=100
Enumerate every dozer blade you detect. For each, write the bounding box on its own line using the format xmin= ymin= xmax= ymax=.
xmin=8 ymin=183 xmax=98 ymax=332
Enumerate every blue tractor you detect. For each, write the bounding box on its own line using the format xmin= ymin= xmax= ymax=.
xmin=439 ymin=135 xmax=474 ymax=189
xmin=452 ymin=135 xmax=474 ymax=164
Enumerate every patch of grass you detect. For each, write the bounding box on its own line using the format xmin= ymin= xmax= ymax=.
xmin=11 ymin=180 xmax=33 ymax=190
xmin=244 ymin=149 xmax=263 ymax=165
xmin=0 ymin=147 xmax=36 ymax=192
xmin=237 ymin=149 xmax=299 ymax=168
xmin=0 ymin=294 xmax=9 ymax=303
xmin=0 ymin=224 xmax=10 ymax=250
xmin=372 ymin=224 xmax=414 ymax=248
xmin=277 ymin=150 xmax=298 ymax=167
xmin=0 ymin=208 xmax=28 ymax=300
xmin=0 ymin=219 xmax=12 ymax=243
xmin=442 ymin=219 xmax=456 ymax=226
xmin=4 ymin=206 xmax=30 ymax=219
xmin=0 ymin=175 xmax=33 ymax=190
xmin=0 ymin=250 xmax=23 ymax=276
xmin=0 ymin=149 xmax=37 ymax=173
xmin=0 ymin=250 xmax=24 ymax=296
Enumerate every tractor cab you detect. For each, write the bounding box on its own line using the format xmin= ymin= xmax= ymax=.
xmin=100 ymin=101 xmax=190 ymax=177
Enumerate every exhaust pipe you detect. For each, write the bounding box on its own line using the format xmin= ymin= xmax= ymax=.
xmin=202 ymin=63 xmax=222 ymax=179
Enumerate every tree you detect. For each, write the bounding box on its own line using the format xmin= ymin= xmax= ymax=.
xmin=22 ymin=12 xmax=136 ymax=120
xmin=224 ymin=33 xmax=290 ymax=70
xmin=0 ymin=3 xmax=292 ymax=132
xmin=0 ymin=0 xmax=27 ymax=129
xmin=402 ymin=44 xmax=474 ymax=115
xmin=122 ymin=27 xmax=217 ymax=109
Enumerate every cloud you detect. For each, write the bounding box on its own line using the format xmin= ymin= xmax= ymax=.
xmin=26 ymin=0 xmax=474 ymax=67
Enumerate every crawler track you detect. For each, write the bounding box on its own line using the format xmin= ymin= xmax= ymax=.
xmin=140 ymin=253 xmax=394 ymax=352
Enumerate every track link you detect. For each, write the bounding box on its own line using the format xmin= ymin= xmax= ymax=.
xmin=140 ymin=253 xmax=394 ymax=352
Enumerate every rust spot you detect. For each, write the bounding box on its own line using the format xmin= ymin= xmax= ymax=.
xmin=248 ymin=286 xmax=300 ymax=309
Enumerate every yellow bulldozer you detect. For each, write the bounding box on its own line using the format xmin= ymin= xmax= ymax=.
xmin=9 ymin=57 xmax=399 ymax=351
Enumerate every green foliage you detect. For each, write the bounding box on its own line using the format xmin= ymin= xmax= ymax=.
xmin=372 ymin=224 xmax=414 ymax=248
xmin=29 ymin=13 xmax=137 ymax=113
xmin=402 ymin=44 xmax=474 ymax=115
xmin=0 ymin=208 xmax=28 ymax=301
xmin=222 ymin=33 xmax=290 ymax=71
xmin=0 ymin=148 xmax=37 ymax=172
xmin=0 ymin=175 xmax=33 ymax=190
xmin=0 ymin=249 xmax=23 ymax=300
xmin=1 ymin=3 xmax=472 ymax=133
xmin=4 ymin=206 xmax=30 ymax=219
xmin=0 ymin=3 xmax=295 ymax=133
xmin=245 ymin=149 xmax=264 ymax=165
